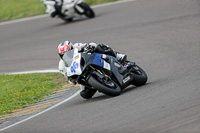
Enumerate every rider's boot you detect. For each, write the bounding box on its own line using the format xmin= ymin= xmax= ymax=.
xmin=80 ymin=85 xmax=97 ymax=99
xmin=50 ymin=11 xmax=58 ymax=18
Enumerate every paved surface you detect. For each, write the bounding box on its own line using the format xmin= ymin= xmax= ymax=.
xmin=0 ymin=0 xmax=200 ymax=132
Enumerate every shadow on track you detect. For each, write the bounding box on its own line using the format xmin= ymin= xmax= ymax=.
xmin=41 ymin=12 xmax=107 ymax=29
xmin=121 ymin=83 xmax=150 ymax=95
xmin=76 ymin=83 xmax=150 ymax=104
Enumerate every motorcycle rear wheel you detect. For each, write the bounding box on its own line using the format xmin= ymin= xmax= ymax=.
xmin=88 ymin=75 xmax=121 ymax=96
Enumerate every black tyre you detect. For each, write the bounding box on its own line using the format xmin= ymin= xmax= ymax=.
xmin=80 ymin=88 xmax=97 ymax=99
xmin=131 ymin=65 xmax=148 ymax=86
xmin=88 ymin=75 xmax=121 ymax=96
xmin=79 ymin=2 xmax=95 ymax=18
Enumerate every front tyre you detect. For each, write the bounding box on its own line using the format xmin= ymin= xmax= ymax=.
xmin=131 ymin=65 xmax=148 ymax=86
xmin=88 ymin=75 xmax=121 ymax=96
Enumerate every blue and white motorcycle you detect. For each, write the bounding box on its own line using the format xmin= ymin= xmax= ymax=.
xmin=63 ymin=48 xmax=147 ymax=99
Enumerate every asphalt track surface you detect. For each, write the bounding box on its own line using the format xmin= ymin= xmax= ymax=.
xmin=0 ymin=0 xmax=200 ymax=132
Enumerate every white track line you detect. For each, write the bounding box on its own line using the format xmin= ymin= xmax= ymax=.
xmin=0 ymin=0 xmax=136 ymax=26
xmin=7 ymin=69 xmax=59 ymax=75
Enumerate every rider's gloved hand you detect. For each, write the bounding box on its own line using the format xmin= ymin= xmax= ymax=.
xmin=68 ymin=80 xmax=76 ymax=85
xmin=68 ymin=78 xmax=77 ymax=85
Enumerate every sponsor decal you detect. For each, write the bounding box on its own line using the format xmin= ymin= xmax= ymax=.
xmin=67 ymin=72 xmax=71 ymax=76
xmin=123 ymin=76 xmax=130 ymax=83
xmin=103 ymin=61 xmax=111 ymax=70
xmin=74 ymin=55 xmax=79 ymax=60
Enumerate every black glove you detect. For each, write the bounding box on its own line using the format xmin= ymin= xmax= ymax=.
xmin=68 ymin=77 xmax=77 ymax=85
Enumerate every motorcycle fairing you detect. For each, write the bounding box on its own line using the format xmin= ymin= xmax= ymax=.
xmin=92 ymin=53 xmax=104 ymax=67
xmin=66 ymin=52 xmax=111 ymax=77
xmin=81 ymin=53 xmax=131 ymax=87
xmin=91 ymin=53 xmax=111 ymax=71
xmin=66 ymin=52 xmax=82 ymax=77
xmin=102 ymin=55 xmax=134 ymax=88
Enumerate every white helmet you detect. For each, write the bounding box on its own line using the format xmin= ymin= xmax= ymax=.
xmin=57 ymin=41 xmax=73 ymax=58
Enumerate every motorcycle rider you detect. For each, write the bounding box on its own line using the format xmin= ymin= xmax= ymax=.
xmin=57 ymin=41 xmax=127 ymax=98
xmin=43 ymin=0 xmax=63 ymax=18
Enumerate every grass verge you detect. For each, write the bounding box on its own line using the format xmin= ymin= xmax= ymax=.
xmin=0 ymin=0 xmax=45 ymax=22
xmin=0 ymin=0 xmax=119 ymax=22
xmin=0 ymin=73 xmax=67 ymax=116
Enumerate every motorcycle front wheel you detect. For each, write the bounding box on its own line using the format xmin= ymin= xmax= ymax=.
xmin=131 ymin=65 xmax=148 ymax=86
xmin=78 ymin=2 xmax=95 ymax=18
xmin=87 ymin=75 xmax=121 ymax=96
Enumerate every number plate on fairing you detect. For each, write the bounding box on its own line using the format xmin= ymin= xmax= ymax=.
xmin=123 ymin=76 xmax=131 ymax=83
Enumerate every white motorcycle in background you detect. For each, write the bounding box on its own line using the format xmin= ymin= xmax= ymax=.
xmin=41 ymin=0 xmax=95 ymax=22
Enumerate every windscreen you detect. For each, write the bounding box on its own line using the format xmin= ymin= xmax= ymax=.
xmin=62 ymin=49 xmax=74 ymax=67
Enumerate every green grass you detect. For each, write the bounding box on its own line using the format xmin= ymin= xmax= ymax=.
xmin=0 ymin=0 xmax=119 ymax=22
xmin=0 ymin=0 xmax=45 ymax=22
xmin=0 ymin=73 xmax=67 ymax=116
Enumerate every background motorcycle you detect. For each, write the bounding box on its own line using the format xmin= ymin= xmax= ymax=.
xmin=63 ymin=48 xmax=148 ymax=99
xmin=41 ymin=0 xmax=95 ymax=22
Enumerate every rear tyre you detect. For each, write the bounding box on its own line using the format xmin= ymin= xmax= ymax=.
xmin=88 ymin=75 xmax=121 ymax=96
xmin=131 ymin=65 xmax=148 ymax=86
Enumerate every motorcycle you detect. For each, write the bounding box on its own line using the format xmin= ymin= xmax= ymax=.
xmin=63 ymin=48 xmax=148 ymax=99
xmin=41 ymin=0 xmax=95 ymax=22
